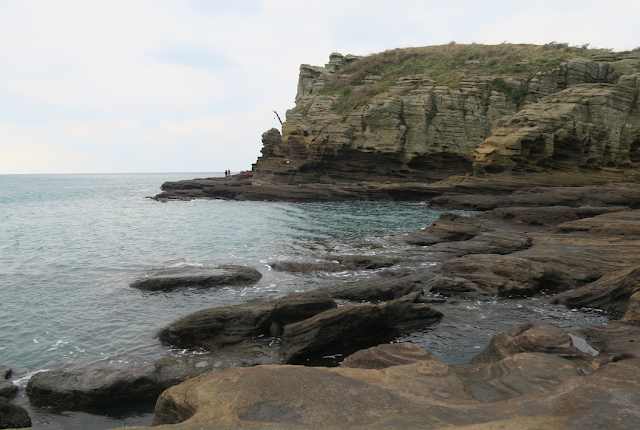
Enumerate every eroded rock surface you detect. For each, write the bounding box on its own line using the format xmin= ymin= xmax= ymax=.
xmin=279 ymin=297 xmax=443 ymax=363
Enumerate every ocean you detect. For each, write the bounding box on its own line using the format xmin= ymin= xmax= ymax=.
xmin=0 ymin=173 xmax=610 ymax=429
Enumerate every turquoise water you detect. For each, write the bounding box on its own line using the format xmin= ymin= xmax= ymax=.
xmin=0 ymin=173 xmax=451 ymax=374
xmin=0 ymin=173 xmax=610 ymax=429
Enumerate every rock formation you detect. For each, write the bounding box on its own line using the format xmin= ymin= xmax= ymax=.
xmin=251 ymin=47 xmax=640 ymax=185
xmin=153 ymin=44 xmax=640 ymax=202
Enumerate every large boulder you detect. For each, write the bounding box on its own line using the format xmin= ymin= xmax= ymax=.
xmin=130 ymin=265 xmax=262 ymax=292
xmin=157 ymin=291 xmax=336 ymax=349
xmin=150 ymin=364 xmax=423 ymax=428
xmin=556 ymin=266 xmax=640 ymax=314
xmin=26 ymin=342 xmax=280 ymax=408
xmin=470 ymin=321 xmax=584 ymax=364
xmin=279 ymin=297 xmax=443 ymax=363
xmin=0 ymin=398 xmax=31 ymax=429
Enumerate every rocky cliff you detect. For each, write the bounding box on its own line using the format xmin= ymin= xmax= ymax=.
xmin=252 ymin=44 xmax=640 ymax=184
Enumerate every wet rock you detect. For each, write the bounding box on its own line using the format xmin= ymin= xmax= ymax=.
xmin=453 ymin=352 xmax=582 ymax=403
xmin=279 ymin=298 xmax=442 ymax=364
xmin=322 ymin=278 xmax=423 ymax=302
xmin=0 ymin=366 xmax=10 ymax=380
xmin=268 ymin=261 xmax=343 ymax=273
xmin=331 ymin=255 xmax=399 ymax=270
xmin=622 ymin=291 xmax=640 ymax=323
xmin=0 ymin=398 xmax=31 ymax=429
xmin=340 ymin=343 xmax=433 ymax=369
xmin=26 ymin=342 xmax=280 ymax=408
xmin=130 ymin=265 xmax=262 ymax=292
xmin=470 ymin=321 xmax=584 ymax=364
xmin=429 ymin=276 xmax=489 ymax=298
xmin=556 ymin=266 xmax=640 ymax=314
xmin=0 ymin=381 xmax=17 ymax=401
xmin=157 ymin=291 xmax=336 ymax=350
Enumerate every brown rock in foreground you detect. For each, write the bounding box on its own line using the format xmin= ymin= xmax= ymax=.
xmin=469 ymin=321 xmax=584 ymax=364
xmin=116 ymin=338 xmax=640 ymax=430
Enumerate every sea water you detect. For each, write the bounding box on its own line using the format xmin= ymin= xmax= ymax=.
xmin=0 ymin=173 xmax=610 ymax=429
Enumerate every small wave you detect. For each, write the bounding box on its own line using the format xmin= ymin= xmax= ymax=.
xmin=13 ymin=368 xmax=52 ymax=387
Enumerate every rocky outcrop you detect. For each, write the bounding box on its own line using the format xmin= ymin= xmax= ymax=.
xmin=469 ymin=321 xmax=585 ymax=364
xmin=474 ymin=82 xmax=640 ymax=175
xmin=279 ymin=296 xmax=443 ymax=363
xmin=118 ymin=334 xmax=640 ymax=430
xmin=157 ymin=291 xmax=337 ymax=350
xmin=555 ymin=266 xmax=640 ymax=313
xmin=250 ymin=48 xmax=639 ymax=185
xmin=130 ymin=265 xmax=262 ymax=292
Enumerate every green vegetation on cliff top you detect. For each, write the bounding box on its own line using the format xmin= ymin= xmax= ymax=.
xmin=315 ymin=42 xmax=616 ymax=117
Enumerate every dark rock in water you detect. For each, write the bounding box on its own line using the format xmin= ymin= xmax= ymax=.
xmin=279 ymin=295 xmax=442 ymax=363
xmin=453 ymin=352 xmax=582 ymax=403
xmin=322 ymin=278 xmax=422 ymax=302
xmin=157 ymin=290 xmax=337 ymax=350
xmin=269 ymin=255 xmax=398 ymax=274
xmin=332 ymin=255 xmax=399 ymax=270
xmin=0 ymin=381 xmax=17 ymax=401
xmin=268 ymin=261 xmax=344 ymax=273
xmin=130 ymin=265 xmax=262 ymax=292
xmin=0 ymin=397 xmax=31 ymax=429
xmin=0 ymin=366 xmax=10 ymax=380
xmin=556 ymin=266 xmax=640 ymax=313
xmin=26 ymin=341 xmax=280 ymax=409
xmin=340 ymin=343 xmax=433 ymax=369
xmin=470 ymin=321 xmax=584 ymax=364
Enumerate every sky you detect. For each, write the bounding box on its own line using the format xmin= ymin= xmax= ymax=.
xmin=0 ymin=0 xmax=638 ymax=174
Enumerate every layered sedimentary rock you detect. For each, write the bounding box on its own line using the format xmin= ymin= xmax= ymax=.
xmin=251 ymin=49 xmax=640 ymax=185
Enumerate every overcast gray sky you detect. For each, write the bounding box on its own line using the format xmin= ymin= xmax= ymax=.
xmin=1 ymin=0 xmax=638 ymax=174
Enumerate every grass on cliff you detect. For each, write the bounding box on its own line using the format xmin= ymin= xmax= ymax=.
xmin=318 ymin=42 xmax=609 ymax=117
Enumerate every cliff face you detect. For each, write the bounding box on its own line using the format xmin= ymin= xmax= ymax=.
xmin=252 ymin=45 xmax=640 ymax=184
